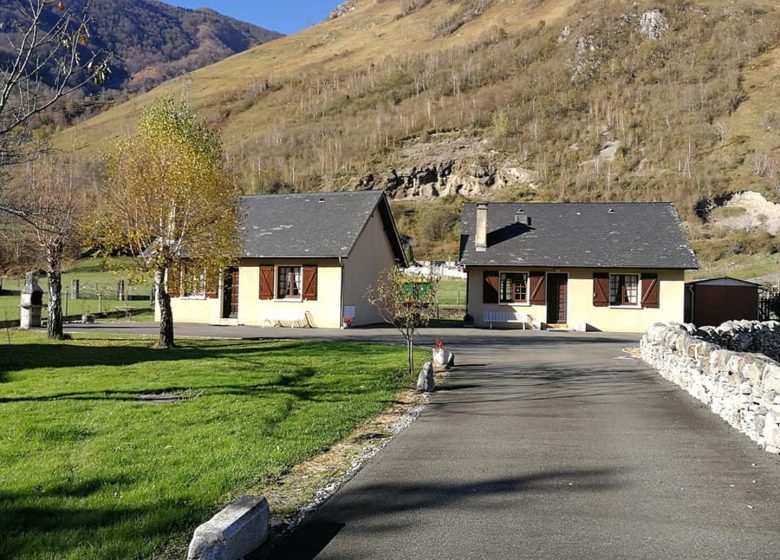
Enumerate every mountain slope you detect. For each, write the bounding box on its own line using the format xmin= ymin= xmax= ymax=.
xmin=0 ymin=0 xmax=281 ymax=97
xmin=54 ymin=0 xmax=780 ymax=259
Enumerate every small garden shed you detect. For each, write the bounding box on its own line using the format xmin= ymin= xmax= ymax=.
xmin=684 ymin=277 xmax=760 ymax=327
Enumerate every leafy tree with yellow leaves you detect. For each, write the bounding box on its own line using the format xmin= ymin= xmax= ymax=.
xmin=88 ymin=96 xmax=241 ymax=348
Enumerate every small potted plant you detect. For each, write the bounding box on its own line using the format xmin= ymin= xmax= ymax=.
xmin=432 ymin=338 xmax=451 ymax=367
xmin=342 ymin=316 xmax=353 ymax=329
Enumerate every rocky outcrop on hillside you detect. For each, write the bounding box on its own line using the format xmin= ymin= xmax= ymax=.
xmin=329 ymin=0 xmax=362 ymax=20
xmin=697 ymin=191 xmax=780 ymax=235
xmin=351 ymin=136 xmax=538 ymax=199
xmin=561 ymin=8 xmax=671 ymax=80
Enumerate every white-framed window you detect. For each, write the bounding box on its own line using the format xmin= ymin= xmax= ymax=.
xmin=609 ymin=274 xmax=639 ymax=307
xmin=182 ymin=269 xmax=206 ymax=298
xmin=276 ymin=266 xmax=302 ymax=299
xmin=499 ymin=272 xmax=529 ymax=304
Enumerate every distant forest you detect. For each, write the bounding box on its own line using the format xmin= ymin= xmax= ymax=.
xmin=0 ymin=0 xmax=281 ymax=124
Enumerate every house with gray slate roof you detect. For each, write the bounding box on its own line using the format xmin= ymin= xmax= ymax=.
xmin=165 ymin=190 xmax=406 ymax=328
xmin=459 ymin=202 xmax=698 ymax=332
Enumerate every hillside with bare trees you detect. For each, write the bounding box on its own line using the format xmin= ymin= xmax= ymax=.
xmin=50 ymin=0 xmax=780 ymax=265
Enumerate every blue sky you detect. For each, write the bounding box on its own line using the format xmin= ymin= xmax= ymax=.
xmin=167 ymin=1 xmax=343 ymax=35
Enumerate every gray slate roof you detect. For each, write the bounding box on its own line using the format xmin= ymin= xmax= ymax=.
xmin=240 ymin=190 xmax=405 ymax=262
xmin=459 ymin=202 xmax=699 ymax=269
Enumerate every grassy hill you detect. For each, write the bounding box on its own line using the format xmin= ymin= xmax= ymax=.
xmin=52 ymin=0 xmax=780 ymax=261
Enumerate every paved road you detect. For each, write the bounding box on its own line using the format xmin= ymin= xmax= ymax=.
xmin=256 ymin=330 xmax=779 ymax=560
xmin=67 ymin=323 xmax=780 ymax=558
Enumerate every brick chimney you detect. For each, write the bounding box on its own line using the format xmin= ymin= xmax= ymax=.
xmin=475 ymin=204 xmax=487 ymax=252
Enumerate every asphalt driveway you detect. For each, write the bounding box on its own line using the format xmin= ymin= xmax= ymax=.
xmin=65 ymin=323 xmax=780 ymax=558
xmin=256 ymin=329 xmax=780 ymax=559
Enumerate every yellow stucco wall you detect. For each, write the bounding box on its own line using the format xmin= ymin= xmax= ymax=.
xmin=158 ymin=259 xmax=343 ymax=327
xmin=238 ymin=259 xmax=343 ymax=328
xmin=467 ymin=267 xmax=686 ymax=333
xmin=342 ymin=209 xmax=398 ymax=326
xmin=166 ymin=297 xmax=222 ymax=324
xmin=158 ymin=210 xmax=399 ymax=328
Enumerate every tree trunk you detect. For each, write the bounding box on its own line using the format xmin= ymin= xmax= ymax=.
xmin=155 ymin=268 xmax=175 ymax=348
xmin=407 ymin=330 xmax=415 ymax=375
xmin=46 ymin=244 xmax=64 ymax=340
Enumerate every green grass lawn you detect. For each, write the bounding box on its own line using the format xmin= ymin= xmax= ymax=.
xmin=0 ymin=295 xmax=151 ymax=321
xmin=687 ymin=253 xmax=780 ymax=281
xmin=0 ymin=332 xmax=421 ymax=559
xmin=436 ymin=278 xmax=466 ymax=307
xmin=1 ymin=258 xmax=153 ymax=321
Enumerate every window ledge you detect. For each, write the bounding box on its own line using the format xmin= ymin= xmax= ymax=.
xmin=273 ymin=298 xmax=303 ymax=303
xmin=608 ymin=305 xmax=641 ymax=310
xmin=499 ymin=301 xmax=531 ymax=307
xmin=180 ymin=296 xmax=207 ymax=301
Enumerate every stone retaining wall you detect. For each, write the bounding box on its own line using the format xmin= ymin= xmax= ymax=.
xmin=641 ymin=321 xmax=780 ymax=454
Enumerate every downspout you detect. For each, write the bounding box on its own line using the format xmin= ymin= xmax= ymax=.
xmin=339 ymin=256 xmax=344 ymax=328
xmin=687 ymin=284 xmax=695 ymax=325
xmin=464 ymin=266 xmax=470 ymax=320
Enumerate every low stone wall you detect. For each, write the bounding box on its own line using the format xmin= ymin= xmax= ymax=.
xmin=641 ymin=321 xmax=780 ymax=454
xmin=696 ymin=320 xmax=780 ymax=362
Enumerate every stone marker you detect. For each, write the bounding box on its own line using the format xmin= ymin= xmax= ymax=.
xmin=187 ymin=495 xmax=270 ymax=560
xmin=416 ymin=362 xmax=435 ymax=393
xmin=20 ymin=271 xmax=43 ymax=329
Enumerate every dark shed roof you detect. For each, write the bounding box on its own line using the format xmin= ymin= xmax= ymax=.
xmin=240 ymin=190 xmax=406 ymax=263
xmin=685 ymin=277 xmax=759 ymax=287
xmin=459 ymin=202 xmax=698 ymax=269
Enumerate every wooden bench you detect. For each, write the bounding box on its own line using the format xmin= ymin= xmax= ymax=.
xmin=483 ymin=311 xmax=532 ymax=329
xmin=262 ymin=309 xmax=312 ymax=328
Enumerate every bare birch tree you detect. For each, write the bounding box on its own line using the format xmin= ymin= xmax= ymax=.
xmin=0 ymin=1 xmax=109 ymax=173
xmin=10 ymin=156 xmax=83 ymax=339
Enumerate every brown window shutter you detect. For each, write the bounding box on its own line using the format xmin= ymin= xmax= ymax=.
xmin=593 ymin=272 xmax=609 ymax=307
xmin=483 ymin=271 xmax=499 ymax=304
xmin=529 ymin=271 xmax=546 ymax=305
xmin=641 ymin=274 xmax=659 ymax=308
xmin=259 ymin=266 xmax=274 ymax=300
xmin=167 ymin=266 xmax=180 ymax=298
xmin=302 ymin=266 xmax=318 ymax=301
xmin=205 ymin=270 xmax=219 ymax=299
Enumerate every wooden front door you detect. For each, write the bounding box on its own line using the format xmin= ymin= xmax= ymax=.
xmin=546 ymin=273 xmax=568 ymax=324
xmin=222 ymin=268 xmax=239 ymax=319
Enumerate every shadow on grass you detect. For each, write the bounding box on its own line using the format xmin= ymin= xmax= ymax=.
xmin=0 ymin=475 xmax=191 ymax=559
xmin=0 ymin=366 xmax=381 ymax=406
xmin=0 ymin=338 xmax=375 ymax=374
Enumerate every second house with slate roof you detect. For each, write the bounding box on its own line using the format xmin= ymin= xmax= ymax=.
xmin=459 ymin=202 xmax=699 ymax=333
xmin=164 ymin=190 xmax=406 ymax=328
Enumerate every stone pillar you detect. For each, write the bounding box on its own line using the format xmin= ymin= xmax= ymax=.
xmin=117 ymin=281 xmax=125 ymax=302
xmin=20 ymin=271 xmax=44 ymax=329
xmin=71 ymin=279 xmax=80 ymax=300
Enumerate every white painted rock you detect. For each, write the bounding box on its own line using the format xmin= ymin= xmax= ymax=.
xmin=416 ymin=362 xmax=435 ymax=393
xmin=432 ymin=348 xmax=451 ymax=366
xmin=187 ymin=496 xmax=270 ymax=560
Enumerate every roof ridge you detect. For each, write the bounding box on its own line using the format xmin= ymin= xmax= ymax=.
xmin=241 ymin=190 xmax=383 ymax=200
xmin=462 ymin=201 xmax=675 ymax=206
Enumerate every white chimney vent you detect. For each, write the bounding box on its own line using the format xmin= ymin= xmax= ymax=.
xmin=515 ymin=208 xmax=530 ymax=226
